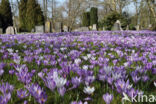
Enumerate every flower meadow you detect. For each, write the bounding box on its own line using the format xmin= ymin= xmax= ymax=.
xmin=0 ymin=31 xmax=156 ymax=104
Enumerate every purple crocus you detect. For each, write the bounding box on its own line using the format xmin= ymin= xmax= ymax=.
xmin=0 ymin=69 xmax=4 ymax=76
xmin=115 ymin=79 xmax=131 ymax=93
xmin=71 ymin=77 xmax=82 ymax=88
xmin=17 ymin=89 xmax=29 ymax=99
xmin=0 ymin=83 xmax=14 ymax=104
xmin=26 ymin=84 xmax=47 ymax=104
xmin=103 ymin=93 xmax=113 ymax=104
xmin=15 ymin=65 xmax=33 ymax=84
xmin=58 ymin=87 xmax=66 ymax=96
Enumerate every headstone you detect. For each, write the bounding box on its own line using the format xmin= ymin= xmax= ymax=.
xmin=74 ymin=27 xmax=89 ymax=32
xmin=35 ymin=25 xmax=44 ymax=33
xmin=31 ymin=29 xmax=35 ymax=32
xmin=103 ymin=27 xmax=105 ymax=31
xmin=6 ymin=26 xmax=16 ymax=34
xmin=0 ymin=28 xmax=3 ymax=34
xmin=63 ymin=25 xmax=68 ymax=32
xmin=89 ymin=26 xmax=92 ymax=30
xmin=112 ymin=20 xmax=123 ymax=31
xmin=135 ymin=25 xmax=139 ymax=31
xmin=54 ymin=22 xmax=63 ymax=32
xmin=45 ymin=21 xmax=52 ymax=33
xmin=148 ymin=24 xmax=152 ymax=30
xmin=92 ymin=24 xmax=97 ymax=30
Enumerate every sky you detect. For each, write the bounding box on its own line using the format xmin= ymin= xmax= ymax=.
xmin=11 ymin=0 xmax=136 ymax=15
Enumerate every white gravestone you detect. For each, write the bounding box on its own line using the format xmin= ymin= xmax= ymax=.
xmin=6 ymin=26 xmax=16 ymax=34
xmin=92 ymin=24 xmax=97 ymax=30
xmin=112 ymin=20 xmax=123 ymax=31
xmin=35 ymin=25 xmax=44 ymax=33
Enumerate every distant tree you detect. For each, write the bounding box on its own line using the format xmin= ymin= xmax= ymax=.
xmin=82 ymin=12 xmax=90 ymax=27
xmin=35 ymin=4 xmax=44 ymax=26
xmin=0 ymin=0 xmax=13 ymax=32
xmin=26 ymin=0 xmax=44 ymax=32
xmin=90 ymin=7 xmax=98 ymax=26
xmin=19 ymin=0 xmax=27 ymax=31
xmin=99 ymin=11 xmax=129 ymax=30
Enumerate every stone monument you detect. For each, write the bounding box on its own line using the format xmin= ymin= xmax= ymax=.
xmin=103 ymin=27 xmax=105 ymax=31
xmin=92 ymin=24 xmax=97 ymax=31
xmin=74 ymin=27 xmax=89 ymax=32
xmin=35 ymin=25 xmax=44 ymax=33
xmin=63 ymin=25 xmax=68 ymax=32
xmin=54 ymin=22 xmax=63 ymax=32
xmin=45 ymin=21 xmax=52 ymax=33
xmin=6 ymin=26 xmax=16 ymax=34
xmin=135 ymin=25 xmax=140 ymax=31
xmin=112 ymin=20 xmax=123 ymax=31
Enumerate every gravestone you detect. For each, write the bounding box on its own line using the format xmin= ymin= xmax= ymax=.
xmin=35 ymin=25 xmax=44 ymax=33
xmin=92 ymin=24 xmax=97 ymax=30
xmin=148 ymin=24 xmax=152 ymax=30
xmin=55 ymin=22 xmax=63 ymax=32
xmin=135 ymin=25 xmax=139 ymax=31
xmin=112 ymin=20 xmax=123 ymax=31
xmin=45 ymin=21 xmax=52 ymax=33
xmin=63 ymin=25 xmax=68 ymax=32
xmin=0 ymin=28 xmax=2 ymax=34
xmin=74 ymin=27 xmax=89 ymax=32
xmin=31 ymin=29 xmax=35 ymax=32
xmin=6 ymin=26 xmax=16 ymax=34
xmin=103 ymin=27 xmax=105 ymax=31
xmin=89 ymin=26 xmax=92 ymax=30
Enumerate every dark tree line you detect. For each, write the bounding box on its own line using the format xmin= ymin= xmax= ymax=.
xmin=0 ymin=0 xmax=44 ymax=33
xmin=0 ymin=0 xmax=13 ymax=32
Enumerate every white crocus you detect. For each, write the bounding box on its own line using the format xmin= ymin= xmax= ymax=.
xmin=83 ymin=86 xmax=95 ymax=95
xmin=154 ymin=82 xmax=156 ymax=87
xmin=74 ymin=58 xmax=81 ymax=65
xmin=7 ymin=48 xmax=13 ymax=53
xmin=112 ymin=73 xmax=121 ymax=80
xmin=83 ymin=65 xmax=88 ymax=70
xmin=103 ymin=66 xmax=112 ymax=74
xmin=53 ymin=71 xmax=67 ymax=88
xmin=91 ymin=56 xmax=96 ymax=60
xmin=124 ymin=62 xmax=129 ymax=67
xmin=82 ymin=56 xmax=88 ymax=61
xmin=87 ymin=54 xmax=92 ymax=59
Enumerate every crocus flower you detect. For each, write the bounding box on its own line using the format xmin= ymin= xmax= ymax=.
xmin=9 ymin=69 xmax=15 ymax=75
xmin=71 ymin=77 xmax=82 ymax=88
xmin=103 ymin=93 xmax=113 ymax=104
xmin=132 ymin=76 xmax=141 ymax=83
xmin=53 ymin=71 xmax=67 ymax=88
xmin=17 ymin=89 xmax=29 ymax=99
xmin=83 ymin=86 xmax=95 ymax=95
xmin=58 ymin=87 xmax=66 ymax=96
xmin=115 ymin=79 xmax=130 ymax=93
xmin=26 ymin=84 xmax=47 ymax=104
xmin=0 ymin=69 xmax=4 ymax=76
xmin=154 ymin=81 xmax=156 ymax=87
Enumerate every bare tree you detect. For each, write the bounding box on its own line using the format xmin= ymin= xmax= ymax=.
xmin=62 ymin=0 xmax=90 ymax=31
